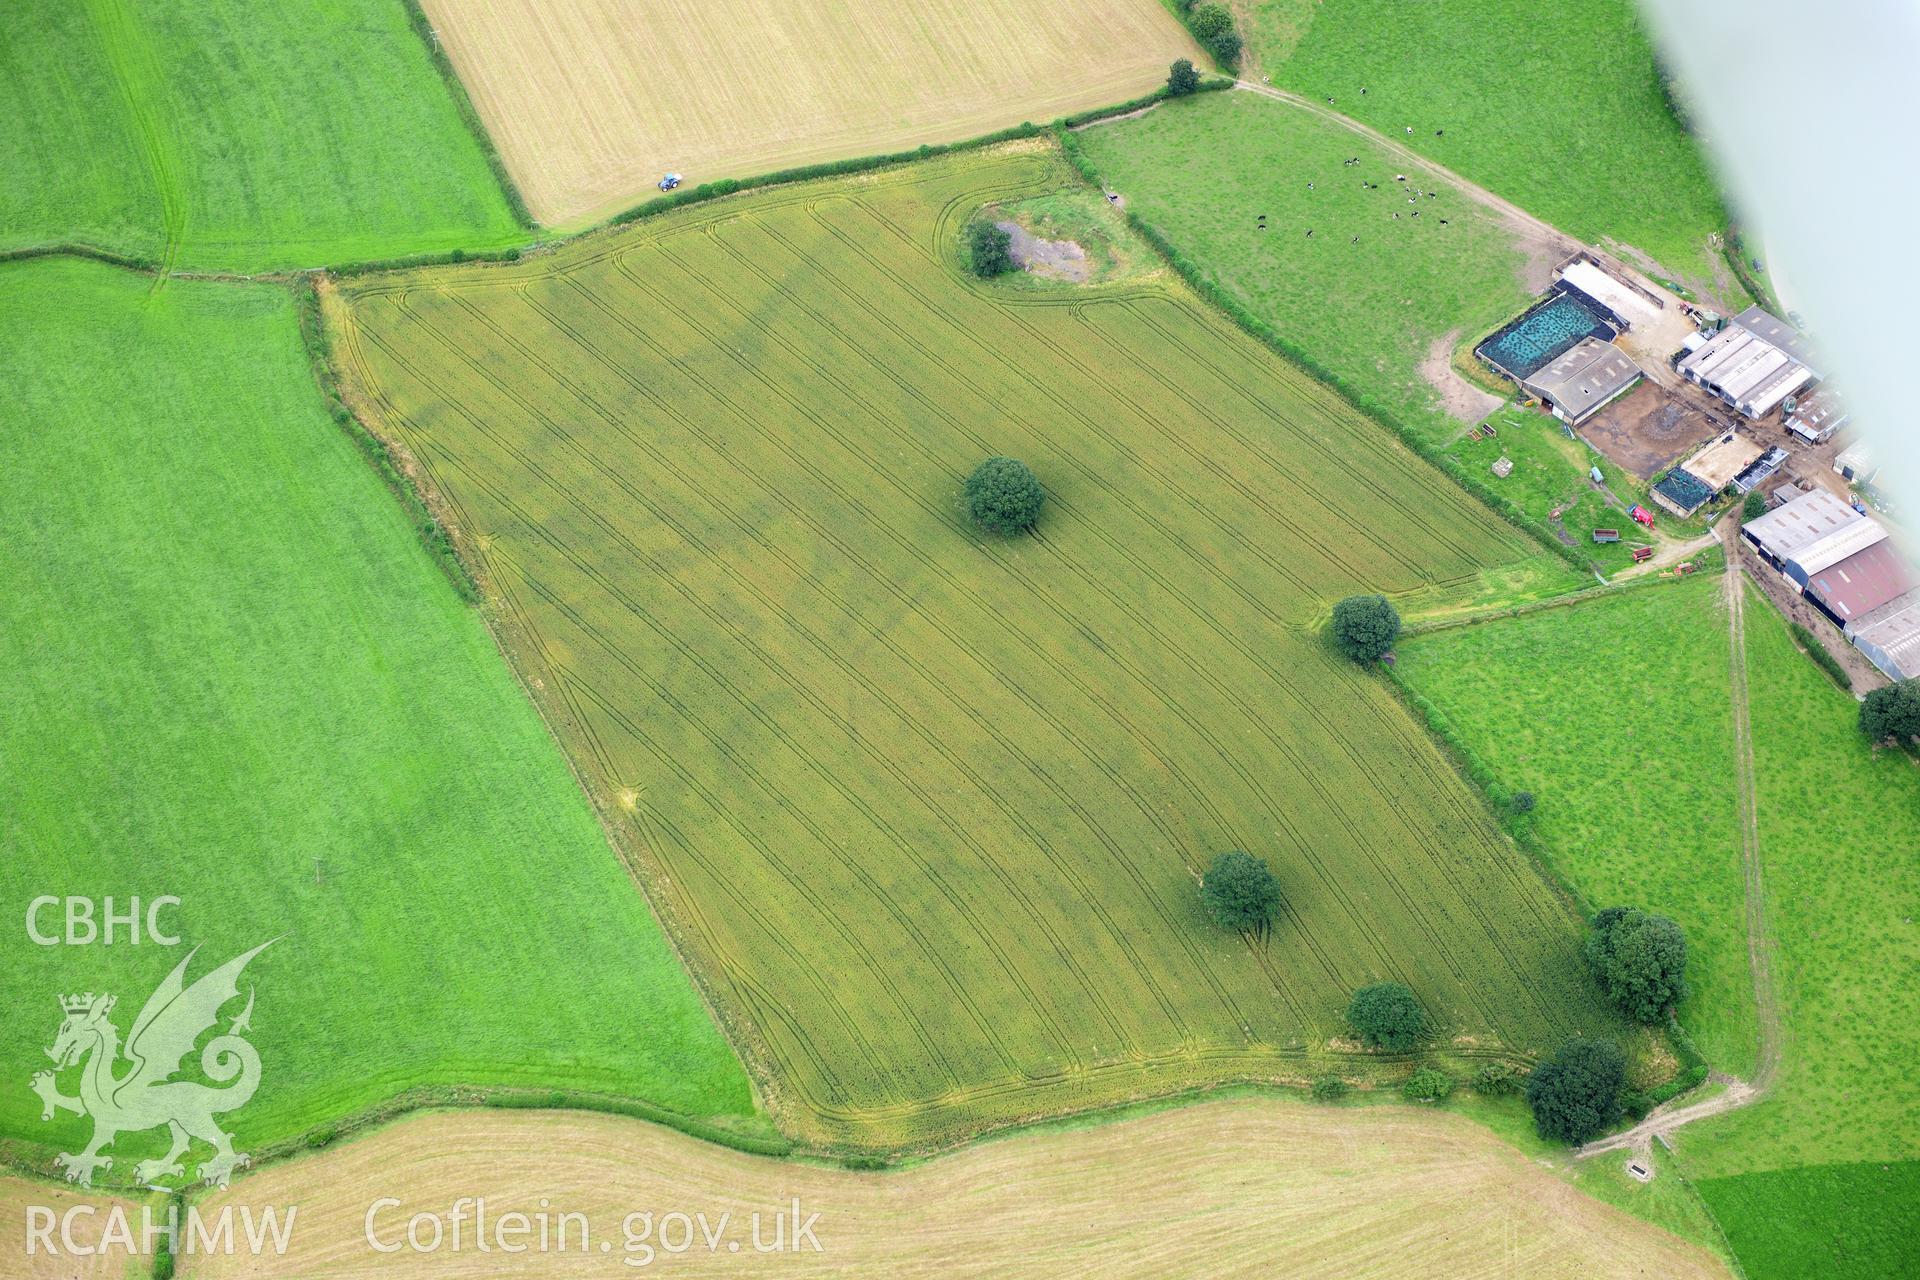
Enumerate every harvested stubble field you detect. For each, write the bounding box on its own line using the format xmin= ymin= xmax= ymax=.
xmin=189 ymin=1101 xmax=1730 ymax=1278
xmin=331 ymin=144 xmax=1637 ymax=1148
xmin=415 ymin=0 xmax=1197 ymax=225
xmin=0 ymin=1178 xmax=145 ymax=1278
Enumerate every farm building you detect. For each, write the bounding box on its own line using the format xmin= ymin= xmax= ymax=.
xmin=1851 ymin=588 xmax=1920 ymax=680
xmin=1676 ymin=306 xmax=1819 ymax=419
xmin=1803 ymin=538 xmax=1918 ymax=631
xmin=1785 ymin=388 xmax=1849 ymax=444
xmin=1554 ymin=255 xmax=1664 ymax=332
xmin=1651 ymin=431 xmax=1764 ymax=517
xmin=1519 ymin=337 xmax=1643 ymax=426
xmin=1833 ymin=438 xmax=1879 ymax=485
xmin=1652 ymin=469 xmax=1717 ymax=518
xmin=1733 ymin=446 xmax=1789 ymax=494
xmin=1741 ymin=487 xmax=1867 ymax=576
xmin=1478 ymin=290 xmax=1616 ymax=383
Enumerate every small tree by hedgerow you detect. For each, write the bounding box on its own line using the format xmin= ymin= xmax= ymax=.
xmin=1310 ymin=1075 xmax=1349 ymax=1102
xmin=1402 ymin=1067 xmax=1455 ymax=1103
xmin=1584 ymin=907 xmax=1688 ymax=1024
xmin=1200 ymin=850 xmax=1282 ymax=937
xmin=1187 ymin=3 xmax=1233 ymax=39
xmin=967 ymin=219 xmax=1014 ymax=278
xmin=1346 ymin=981 xmax=1426 ymax=1051
xmin=1472 ymin=1061 xmax=1524 ymax=1097
xmin=1205 ymin=31 xmax=1243 ymax=66
xmin=1742 ymin=490 xmax=1767 ymax=521
xmin=1330 ymin=595 xmax=1401 ymax=663
xmin=1860 ymin=678 xmax=1920 ymax=746
xmin=1166 ymin=58 xmax=1202 ymax=97
xmin=1526 ymin=1039 xmax=1627 ymax=1144
xmin=965 ymin=457 xmax=1043 ymax=535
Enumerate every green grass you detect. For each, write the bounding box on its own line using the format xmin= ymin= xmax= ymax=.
xmin=1394 ymin=575 xmax=1756 ymax=1074
xmin=1255 ymin=0 xmax=1735 ymax=296
xmin=1074 ymin=90 xmax=1536 ymax=450
xmin=0 ymin=0 xmax=524 ymax=272
xmin=0 ymin=257 xmax=754 ymax=1179
xmin=1446 ymin=402 xmax=1710 ymax=576
xmin=335 ymin=142 xmax=1639 ymax=1149
xmin=1675 ymin=587 xmax=1920 ymax=1176
xmin=982 ymin=186 xmax=1160 ymax=290
xmin=1695 ymin=1159 xmax=1920 ymax=1280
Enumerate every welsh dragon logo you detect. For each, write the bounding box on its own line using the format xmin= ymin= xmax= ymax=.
xmin=31 ymin=942 xmax=272 ymax=1189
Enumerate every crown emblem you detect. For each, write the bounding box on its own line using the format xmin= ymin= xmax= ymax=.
xmin=60 ymin=992 xmax=108 ymax=1015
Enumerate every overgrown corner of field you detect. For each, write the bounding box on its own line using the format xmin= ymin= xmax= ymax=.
xmin=292 ymin=272 xmax=483 ymax=604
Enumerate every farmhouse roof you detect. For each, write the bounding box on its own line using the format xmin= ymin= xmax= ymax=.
xmin=1804 ymin=538 xmax=1918 ymax=622
xmin=1852 ymin=587 xmax=1920 ymax=678
xmin=1520 ymin=337 xmax=1641 ymax=422
xmin=1742 ymin=487 xmax=1863 ymax=562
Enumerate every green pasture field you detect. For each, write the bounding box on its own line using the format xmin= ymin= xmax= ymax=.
xmin=1673 ymin=587 xmax=1920 ymax=1185
xmin=0 ymin=258 xmax=754 ymax=1177
xmin=1695 ymin=1158 xmax=1920 ymax=1280
xmin=1073 ymin=89 xmax=1536 ymax=450
xmin=332 ymin=141 xmax=1639 ymax=1149
xmin=0 ymin=0 xmax=522 ymax=273
xmin=1253 ymin=0 xmax=1735 ymax=296
xmin=1394 ymin=574 xmax=1756 ymax=1073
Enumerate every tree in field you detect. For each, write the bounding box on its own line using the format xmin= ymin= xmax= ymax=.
xmin=1472 ymin=1061 xmax=1523 ymax=1097
xmin=1526 ymin=1039 xmax=1627 ymax=1144
xmin=1584 ymin=907 xmax=1688 ymax=1023
xmin=1330 ymin=595 xmax=1401 ymax=662
xmin=1346 ymin=981 xmax=1426 ymax=1051
xmin=964 ymin=457 xmax=1044 ymax=535
xmin=1860 ymin=678 xmax=1920 ymax=745
xmin=1200 ymin=850 xmax=1281 ymax=936
xmin=1742 ymin=490 xmax=1767 ymax=521
xmin=1187 ymin=3 xmax=1233 ymax=39
xmin=1205 ymin=31 xmax=1243 ymax=66
xmin=1166 ymin=58 xmax=1202 ymax=97
xmin=967 ymin=219 xmax=1014 ymax=278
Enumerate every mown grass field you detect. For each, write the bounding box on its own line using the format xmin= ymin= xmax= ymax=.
xmin=1695 ymin=1158 xmax=1920 ymax=1280
xmin=333 ymin=143 xmax=1636 ymax=1147
xmin=190 ymin=1101 xmax=1730 ymax=1279
xmin=0 ymin=258 xmax=754 ymax=1174
xmin=0 ymin=0 xmax=522 ymax=272
xmin=1394 ymin=575 xmax=1755 ymax=1073
xmin=1252 ymin=0 xmax=1735 ymax=296
xmin=1671 ymin=586 xmax=1920 ymax=1276
xmin=1396 ymin=571 xmax=1920 ymax=1278
xmin=1073 ymin=90 xmax=1539 ymax=448
xmin=418 ymin=0 xmax=1197 ymax=226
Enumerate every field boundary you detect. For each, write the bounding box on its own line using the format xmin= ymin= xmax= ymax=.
xmin=395 ymin=0 xmax=536 ymax=230
xmin=1054 ymin=122 xmax=1592 ymax=579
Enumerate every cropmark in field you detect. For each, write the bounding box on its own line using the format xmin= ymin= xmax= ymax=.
xmin=415 ymin=0 xmax=1198 ymax=226
xmin=331 ymin=143 xmax=1639 ymax=1148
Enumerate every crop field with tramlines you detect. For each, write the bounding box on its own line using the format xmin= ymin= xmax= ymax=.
xmin=415 ymin=0 xmax=1197 ymax=225
xmin=330 ymin=143 xmax=1637 ymax=1147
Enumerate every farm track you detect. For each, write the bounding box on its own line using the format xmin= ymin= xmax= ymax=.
xmin=1579 ymin=524 xmax=1779 ymax=1159
xmin=331 ymin=148 xmax=1634 ymax=1144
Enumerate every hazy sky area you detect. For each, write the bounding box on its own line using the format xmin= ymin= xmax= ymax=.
xmin=1642 ymin=1 xmax=1916 ymax=507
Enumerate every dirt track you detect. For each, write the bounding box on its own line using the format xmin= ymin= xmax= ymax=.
xmin=1580 ymin=521 xmax=1781 ymax=1159
xmin=188 ymin=1101 xmax=1729 ymax=1278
